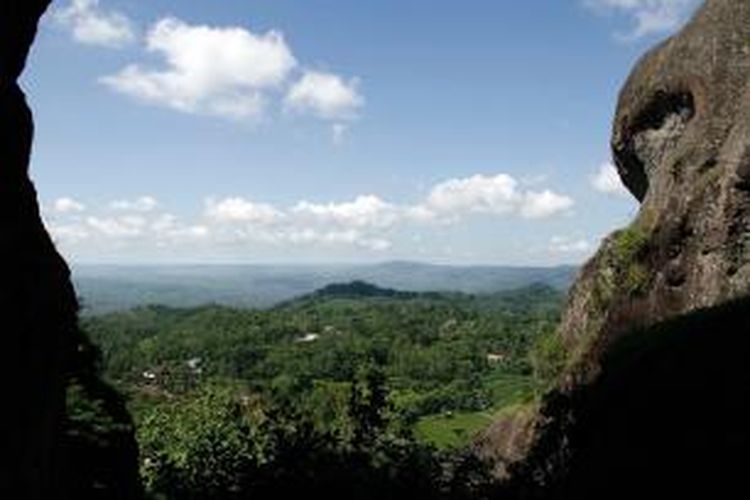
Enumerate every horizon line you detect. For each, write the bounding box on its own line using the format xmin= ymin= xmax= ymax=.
xmin=69 ymin=259 xmax=580 ymax=269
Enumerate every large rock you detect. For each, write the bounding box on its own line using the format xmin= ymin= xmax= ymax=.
xmin=481 ymin=0 xmax=750 ymax=496
xmin=0 ymin=2 xmax=141 ymax=498
xmin=561 ymin=0 xmax=750 ymax=407
xmin=1 ymin=2 xmax=72 ymax=498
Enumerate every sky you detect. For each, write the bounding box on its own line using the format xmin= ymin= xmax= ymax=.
xmin=23 ymin=0 xmax=702 ymax=265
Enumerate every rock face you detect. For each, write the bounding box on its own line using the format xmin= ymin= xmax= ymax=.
xmin=1 ymin=2 xmax=141 ymax=498
xmin=481 ymin=0 xmax=750 ymax=495
xmin=1 ymin=2 xmax=72 ymax=497
xmin=602 ymin=0 xmax=750 ymax=337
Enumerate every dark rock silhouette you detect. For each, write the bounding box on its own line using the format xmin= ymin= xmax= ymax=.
xmin=504 ymin=299 xmax=750 ymax=498
xmin=0 ymin=2 xmax=141 ymax=498
xmin=482 ymin=0 xmax=750 ymax=494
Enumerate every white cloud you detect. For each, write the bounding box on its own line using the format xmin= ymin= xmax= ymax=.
xmin=109 ymin=196 xmax=160 ymax=212
xmin=520 ymin=190 xmax=576 ymax=219
xmin=591 ymin=162 xmax=630 ymax=196
xmin=423 ymin=174 xmax=518 ymax=216
xmin=291 ymin=195 xmax=398 ymax=229
xmin=53 ymin=197 xmax=86 ymax=214
xmin=101 ymin=17 xmax=297 ymax=119
xmin=203 ymin=196 xmax=396 ymax=251
xmin=584 ymin=0 xmax=700 ymax=39
xmin=49 ymin=224 xmax=90 ymax=244
xmin=172 ymin=226 xmax=210 ymax=239
xmin=286 ymin=71 xmax=363 ymax=120
xmin=98 ymin=16 xmax=364 ymax=130
xmin=45 ymin=173 xmax=573 ymax=259
xmin=404 ymin=205 xmax=442 ymax=224
xmin=55 ymin=0 xmax=136 ymax=48
xmin=50 ymin=207 xmax=210 ymax=250
xmin=86 ymin=215 xmax=146 ymax=238
xmin=205 ymin=197 xmax=284 ymax=225
xmin=418 ymin=174 xmax=574 ymax=220
xmin=148 ymin=213 xmax=208 ymax=240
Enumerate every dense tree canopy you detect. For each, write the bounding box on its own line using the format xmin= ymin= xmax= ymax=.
xmin=78 ymin=282 xmax=564 ymax=499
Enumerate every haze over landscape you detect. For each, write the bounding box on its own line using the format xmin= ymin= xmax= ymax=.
xmin=73 ymin=261 xmax=578 ymax=313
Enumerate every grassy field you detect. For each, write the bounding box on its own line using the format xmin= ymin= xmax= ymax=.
xmin=415 ymin=373 xmax=539 ymax=449
xmin=415 ymin=410 xmax=497 ymax=449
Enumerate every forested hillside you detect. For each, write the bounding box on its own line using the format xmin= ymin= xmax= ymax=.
xmin=80 ymin=283 xmax=564 ymax=498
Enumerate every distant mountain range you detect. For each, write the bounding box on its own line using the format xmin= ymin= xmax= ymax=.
xmin=72 ymin=261 xmax=577 ymax=315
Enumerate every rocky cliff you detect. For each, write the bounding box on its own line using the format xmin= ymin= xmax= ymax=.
xmin=0 ymin=2 xmax=141 ymax=498
xmin=479 ymin=0 xmax=750 ymax=496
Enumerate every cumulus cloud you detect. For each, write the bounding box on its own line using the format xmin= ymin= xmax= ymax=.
xmin=205 ymin=197 xmax=284 ymax=225
xmin=422 ymin=174 xmax=518 ymax=216
xmin=86 ymin=215 xmax=147 ymax=238
xmin=285 ymin=71 xmax=363 ymax=120
xmin=584 ymin=0 xmax=700 ymax=39
xmin=418 ymin=174 xmax=574 ymax=221
xmin=101 ymin=18 xmax=297 ymax=119
xmin=55 ymin=0 xmax=136 ymax=48
xmin=52 ymin=197 xmax=86 ymax=214
xmin=96 ymin=15 xmax=364 ymax=129
xmin=203 ymin=196 xmax=397 ymax=251
xmin=149 ymin=213 xmax=209 ymax=241
xmin=591 ymin=162 xmax=630 ymax=197
xmin=292 ymin=195 xmax=399 ymax=229
xmin=49 ymin=224 xmax=90 ymax=244
xmin=520 ymin=190 xmax=577 ymax=219
xmin=109 ymin=196 xmax=160 ymax=212
xmin=45 ymin=173 xmax=574 ymax=258
xmin=50 ymin=204 xmax=209 ymax=250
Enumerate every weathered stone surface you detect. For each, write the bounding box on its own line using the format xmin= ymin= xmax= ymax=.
xmin=481 ymin=0 xmax=750 ymax=495
xmin=610 ymin=0 xmax=750 ymax=320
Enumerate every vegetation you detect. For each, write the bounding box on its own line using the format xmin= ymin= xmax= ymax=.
xmin=59 ymin=331 xmax=143 ymax=498
xmin=612 ymin=226 xmax=651 ymax=296
xmin=530 ymin=329 xmax=568 ymax=386
xmin=80 ymin=282 xmax=564 ymax=499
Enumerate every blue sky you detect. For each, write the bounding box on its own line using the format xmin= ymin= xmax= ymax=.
xmin=24 ymin=0 xmax=701 ymax=265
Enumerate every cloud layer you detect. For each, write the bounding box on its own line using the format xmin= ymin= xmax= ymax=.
xmin=45 ymin=174 xmax=574 ymax=259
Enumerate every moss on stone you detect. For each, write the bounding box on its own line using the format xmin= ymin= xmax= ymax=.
xmin=611 ymin=226 xmax=652 ymax=297
xmin=613 ymin=226 xmax=649 ymax=268
xmin=592 ymin=266 xmax=616 ymax=312
xmin=624 ymin=262 xmax=650 ymax=296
